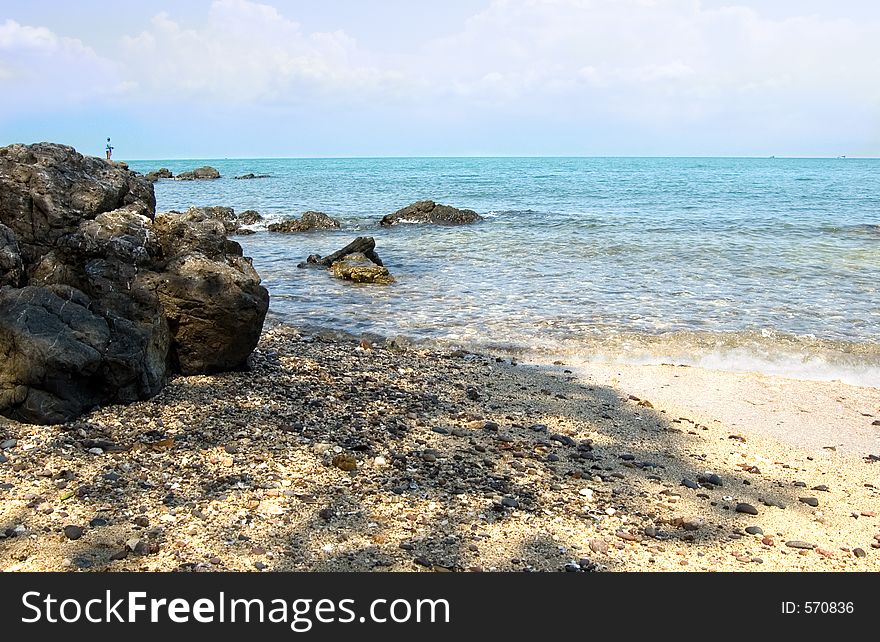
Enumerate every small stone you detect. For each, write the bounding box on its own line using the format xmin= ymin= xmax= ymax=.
xmin=799 ymin=497 xmax=819 ymax=507
xmin=501 ymin=496 xmax=519 ymax=509
xmin=332 ymin=453 xmax=357 ymax=471
xmin=793 ymin=481 xmax=807 ymax=487
xmin=681 ymin=479 xmax=700 ymax=490
xmin=762 ymin=536 xmax=774 ymax=546
xmin=745 ymin=526 xmax=763 ymax=536
xmin=254 ymin=561 xmax=267 ymax=570
xmin=811 ymin=485 xmax=829 ymax=492
xmin=853 ymin=548 xmax=866 ymax=558
xmin=0 ymin=439 xmax=16 ymax=450
xmin=0 ymin=454 xmax=7 ymax=464
xmin=578 ymin=488 xmax=594 ymax=500
xmin=682 ymin=518 xmax=704 ymax=531
xmin=644 ymin=526 xmax=657 ymax=537
xmin=63 ymin=525 xmax=84 ymax=540
xmin=785 ymin=540 xmax=816 ymax=550
xmin=87 ymin=448 xmax=103 ymax=455
xmin=224 ymin=444 xmax=239 ymax=455
xmin=735 ymin=503 xmax=758 ymax=515
xmin=89 ymin=518 xmax=108 ymax=528
xmin=589 ymin=539 xmax=609 ymax=554
xmin=102 ymin=472 xmax=121 ymax=482
xmin=109 ymin=549 xmax=128 ymax=561
xmin=134 ymin=516 xmax=150 ymax=527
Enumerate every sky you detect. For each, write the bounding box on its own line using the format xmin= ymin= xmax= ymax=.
xmin=1 ymin=0 xmax=879 ymax=159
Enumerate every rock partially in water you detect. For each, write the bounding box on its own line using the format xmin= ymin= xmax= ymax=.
xmin=144 ymin=168 xmax=173 ymax=182
xmin=174 ymin=166 xmax=220 ymax=181
xmin=234 ymin=173 xmax=271 ymax=180
xmin=329 ymin=253 xmax=395 ymax=285
xmin=268 ymin=211 xmax=340 ymax=233
xmin=380 ymin=200 xmax=483 ymax=226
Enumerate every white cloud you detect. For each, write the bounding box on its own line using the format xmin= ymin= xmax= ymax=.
xmin=0 ymin=19 xmax=125 ymax=110
xmin=119 ymin=0 xmax=404 ymax=103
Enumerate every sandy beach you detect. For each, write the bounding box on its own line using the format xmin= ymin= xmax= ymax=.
xmin=1 ymin=322 xmax=877 ymax=572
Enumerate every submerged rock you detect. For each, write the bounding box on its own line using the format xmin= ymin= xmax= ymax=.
xmin=380 ymin=200 xmax=483 ymax=226
xmin=234 ymin=173 xmax=271 ymax=180
xmin=268 ymin=211 xmax=341 ymax=233
xmin=0 ymin=143 xmax=267 ymax=424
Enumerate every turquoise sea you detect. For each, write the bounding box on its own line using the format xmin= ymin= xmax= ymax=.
xmin=127 ymin=157 xmax=880 ymax=386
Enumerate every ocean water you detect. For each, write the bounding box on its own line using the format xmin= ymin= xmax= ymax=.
xmin=127 ymin=157 xmax=880 ymax=386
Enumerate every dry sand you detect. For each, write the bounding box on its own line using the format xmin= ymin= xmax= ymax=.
xmin=1 ymin=323 xmax=878 ymax=572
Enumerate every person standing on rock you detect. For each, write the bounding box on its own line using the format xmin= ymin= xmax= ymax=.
xmin=105 ymin=137 xmax=114 ymax=160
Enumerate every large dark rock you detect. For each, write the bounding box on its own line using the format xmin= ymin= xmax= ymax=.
xmin=174 ymin=166 xmax=220 ymax=181
xmin=144 ymin=168 xmax=173 ymax=182
xmin=0 ymin=143 xmax=268 ymax=424
xmin=268 ymin=211 xmax=340 ymax=233
xmin=380 ymin=200 xmax=482 ymax=226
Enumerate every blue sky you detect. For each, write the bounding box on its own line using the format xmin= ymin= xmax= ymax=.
xmin=1 ymin=0 xmax=878 ymax=159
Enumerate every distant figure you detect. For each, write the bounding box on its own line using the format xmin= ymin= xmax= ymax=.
xmin=105 ymin=137 xmax=114 ymax=160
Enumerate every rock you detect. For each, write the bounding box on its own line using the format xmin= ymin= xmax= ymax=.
xmin=682 ymin=518 xmax=704 ymax=531
xmin=0 ymin=439 xmax=16 ymax=450
xmin=268 ymin=211 xmax=341 ymax=233
xmin=329 ymin=253 xmax=394 ymax=285
xmin=380 ymin=200 xmax=483 ymax=226
xmin=63 ymin=525 xmax=84 ymax=540
xmin=681 ymin=478 xmax=700 ymax=489
xmin=785 ymin=541 xmax=816 ymax=550
xmin=811 ymin=485 xmax=829 ymax=492
xmin=589 ymin=539 xmax=609 ymax=554
xmin=0 ymin=224 xmax=25 ymax=287
xmin=697 ymin=473 xmax=723 ymax=487
xmin=745 ymin=526 xmax=763 ymax=535
xmin=0 ymin=143 xmax=267 ymax=423
xmin=89 ymin=517 xmax=108 ymax=527
xmin=332 ymin=453 xmax=357 ymax=472
xmin=735 ymin=503 xmax=759 ymax=515
xmin=799 ymin=497 xmax=819 ymax=507
xmin=238 ymin=210 xmax=264 ymax=225
xmin=234 ymin=174 xmax=270 ymax=180
xmin=144 ymin=168 xmax=173 ymax=182
xmin=174 ymin=166 xmax=220 ymax=181
xmin=501 ymin=496 xmax=519 ymax=509
xmin=853 ymin=548 xmax=866 ymax=558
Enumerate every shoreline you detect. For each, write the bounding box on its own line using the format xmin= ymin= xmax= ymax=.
xmin=1 ymin=322 xmax=878 ymax=572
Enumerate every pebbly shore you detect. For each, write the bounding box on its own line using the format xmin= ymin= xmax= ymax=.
xmin=1 ymin=322 xmax=878 ymax=572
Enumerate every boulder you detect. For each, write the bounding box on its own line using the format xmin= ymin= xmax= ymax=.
xmin=380 ymin=200 xmax=482 ymax=226
xmin=268 ymin=211 xmax=341 ymax=233
xmin=145 ymin=168 xmax=173 ymax=182
xmin=175 ymin=166 xmax=220 ymax=181
xmin=234 ymin=173 xmax=270 ymax=180
xmin=329 ymin=253 xmax=395 ymax=285
xmin=0 ymin=143 xmax=268 ymax=424
xmin=238 ymin=210 xmax=264 ymax=225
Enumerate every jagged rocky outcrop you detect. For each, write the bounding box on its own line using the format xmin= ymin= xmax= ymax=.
xmin=166 ymin=206 xmax=260 ymax=236
xmin=380 ymin=200 xmax=483 ymax=226
xmin=0 ymin=143 xmax=268 ymax=424
xmin=298 ymin=236 xmax=393 ymax=285
xmin=268 ymin=211 xmax=340 ymax=233
xmin=174 ymin=166 xmax=220 ymax=181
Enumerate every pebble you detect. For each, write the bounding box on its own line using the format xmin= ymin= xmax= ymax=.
xmin=798 ymin=497 xmax=819 ymax=507
xmin=853 ymin=548 xmax=866 ymax=558
xmin=735 ymin=503 xmax=758 ymax=515
xmin=682 ymin=518 xmax=704 ymax=531
xmin=578 ymin=488 xmax=594 ymax=500
xmin=681 ymin=479 xmax=700 ymax=490
xmin=0 ymin=439 xmax=16 ymax=450
xmin=63 ymin=525 xmax=84 ymax=541
xmin=501 ymin=496 xmax=519 ymax=509
xmin=254 ymin=562 xmax=267 ymax=570
xmin=89 ymin=518 xmax=108 ymax=528
xmin=698 ymin=473 xmax=723 ymax=487
xmin=745 ymin=526 xmax=763 ymax=536
xmin=785 ymin=541 xmax=816 ymax=550
xmin=224 ymin=444 xmax=239 ymax=454
xmin=811 ymin=485 xmax=829 ymax=492
xmin=589 ymin=539 xmax=609 ymax=554
xmin=87 ymin=448 xmax=103 ymax=455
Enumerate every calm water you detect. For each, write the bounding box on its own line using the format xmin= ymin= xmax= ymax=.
xmin=127 ymin=157 xmax=880 ymax=386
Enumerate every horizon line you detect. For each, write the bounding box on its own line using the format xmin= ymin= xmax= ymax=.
xmin=120 ymin=153 xmax=878 ymax=162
